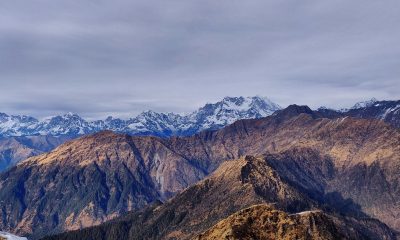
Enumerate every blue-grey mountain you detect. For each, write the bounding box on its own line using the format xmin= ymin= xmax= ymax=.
xmin=0 ymin=96 xmax=281 ymax=138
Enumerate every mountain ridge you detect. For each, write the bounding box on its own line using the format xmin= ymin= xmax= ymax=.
xmin=1 ymin=97 xmax=399 ymax=138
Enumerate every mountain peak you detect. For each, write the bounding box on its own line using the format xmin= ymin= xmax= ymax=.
xmin=62 ymin=112 xmax=82 ymax=118
xmin=222 ymin=96 xmax=245 ymax=102
xmin=285 ymin=104 xmax=313 ymax=113
xmin=351 ymin=98 xmax=378 ymax=109
xmin=272 ymin=104 xmax=314 ymax=121
xmin=186 ymin=96 xmax=281 ymax=132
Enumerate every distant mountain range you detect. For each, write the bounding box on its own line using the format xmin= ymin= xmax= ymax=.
xmin=0 ymin=96 xmax=281 ymax=138
xmin=1 ymin=97 xmax=399 ymax=138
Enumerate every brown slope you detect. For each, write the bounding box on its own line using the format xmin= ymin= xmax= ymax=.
xmin=0 ymin=131 xmax=207 ymax=238
xmin=195 ymin=204 xmax=394 ymax=240
xmin=1 ymin=105 xmax=400 ymax=238
xmin=42 ymin=154 xmax=396 ymax=240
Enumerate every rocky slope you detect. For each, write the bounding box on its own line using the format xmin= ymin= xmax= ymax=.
xmin=0 ymin=105 xmax=399 ymax=238
xmin=42 ymin=155 xmax=396 ymax=240
xmin=0 ymin=96 xmax=281 ymax=137
xmin=0 ymin=135 xmax=72 ymax=172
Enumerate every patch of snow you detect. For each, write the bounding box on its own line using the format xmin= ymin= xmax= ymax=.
xmin=290 ymin=210 xmax=320 ymax=216
xmin=0 ymin=231 xmax=27 ymax=240
xmin=380 ymin=104 xmax=400 ymax=119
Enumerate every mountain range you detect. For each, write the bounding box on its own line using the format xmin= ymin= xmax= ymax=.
xmin=1 ymin=96 xmax=398 ymax=173
xmin=0 ymin=96 xmax=281 ymax=138
xmin=1 ymin=104 xmax=399 ymax=239
xmin=2 ymin=97 xmax=399 ymax=138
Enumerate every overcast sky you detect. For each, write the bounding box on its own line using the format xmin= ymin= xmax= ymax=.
xmin=0 ymin=0 xmax=399 ymax=119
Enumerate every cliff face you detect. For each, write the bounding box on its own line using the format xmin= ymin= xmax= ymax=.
xmin=1 ymin=105 xmax=399 ymax=238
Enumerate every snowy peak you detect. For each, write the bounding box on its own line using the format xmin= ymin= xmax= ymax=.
xmin=37 ymin=112 xmax=91 ymax=136
xmin=195 ymin=96 xmax=280 ymax=117
xmin=187 ymin=96 xmax=281 ymax=132
xmin=0 ymin=113 xmax=39 ymax=136
xmin=0 ymin=96 xmax=281 ymax=137
xmin=221 ymin=96 xmax=280 ymax=113
xmin=351 ymin=98 xmax=378 ymax=109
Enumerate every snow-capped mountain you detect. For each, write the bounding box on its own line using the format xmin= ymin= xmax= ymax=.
xmin=0 ymin=113 xmax=39 ymax=136
xmin=0 ymin=96 xmax=281 ymax=137
xmin=315 ymin=98 xmax=400 ymax=129
xmin=346 ymin=99 xmax=400 ymax=128
xmin=350 ymin=97 xmax=378 ymax=109
xmin=183 ymin=96 xmax=281 ymax=134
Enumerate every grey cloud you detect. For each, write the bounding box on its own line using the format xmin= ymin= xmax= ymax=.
xmin=0 ymin=0 xmax=399 ymax=118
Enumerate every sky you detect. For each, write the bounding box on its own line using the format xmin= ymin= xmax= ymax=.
xmin=0 ymin=0 xmax=399 ymax=119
